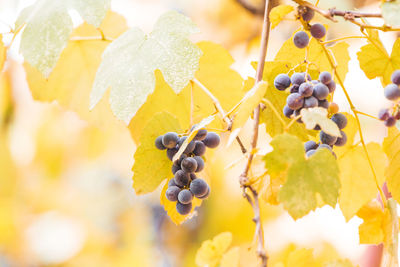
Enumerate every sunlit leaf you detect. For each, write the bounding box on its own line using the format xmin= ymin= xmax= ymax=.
xmin=270 ymin=5 xmax=294 ymax=29
xmin=382 ymin=0 xmax=400 ymax=26
xmin=195 ymin=232 xmax=232 ymax=267
xmin=383 ymin=127 xmax=400 ymax=203
xmin=300 ymin=107 xmax=340 ymax=137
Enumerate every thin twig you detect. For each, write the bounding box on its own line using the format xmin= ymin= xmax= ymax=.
xmin=354 ymin=110 xmax=380 ymax=121
xmin=321 ymin=36 xmax=367 ymax=44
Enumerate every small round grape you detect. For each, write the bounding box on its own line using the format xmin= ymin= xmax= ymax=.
xmin=178 ymin=189 xmax=193 ymax=204
xmin=162 ymin=132 xmax=179 ymax=149
xmin=319 ymin=71 xmax=332 ymax=84
xmin=174 ymin=170 xmax=190 ymax=187
xmin=176 ymin=202 xmax=192 ymax=215
xmin=178 ymin=136 xmax=195 ymax=154
xmin=385 ymin=116 xmax=397 ymax=127
xmin=193 ymin=128 xmax=208 ymax=141
xmin=287 ymin=93 xmax=304 ymax=110
xmin=313 ymin=83 xmax=329 ymax=100
xmin=193 ymin=141 xmax=206 ymax=156
xmin=301 ymin=6 xmax=315 ymax=22
xmin=320 ymin=131 xmax=338 ymax=146
xmin=378 ymin=109 xmax=390 ymax=121
xmin=328 ymin=102 xmax=339 ymax=114
xmin=384 ymin=84 xmax=400 ymax=101
xmin=299 ymin=83 xmax=313 ymax=97
xmin=304 ymin=96 xmax=318 ymax=108
xmin=155 ymin=136 xmax=166 ymax=150
xmin=304 ymin=140 xmax=318 ymax=152
xmin=181 ymin=157 xmax=198 ymax=173
xmin=291 ymin=73 xmax=306 ymax=85
xmin=306 ymin=149 xmax=316 ymax=158
xmin=310 ymin=23 xmax=326 ymax=39
xmin=318 ymin=99 xmax=330 ymax=109
xmin=190 ymin=179 xmax=209 ymax=198
xmin=335 ymin=131 xmax=347 ymax=146
xmin=318 ymin=143 xmax=332 ymax=151
xmin=274 ymin=74 xmax=291 ymax=90
xmin=190 ymin=173 xmax=197 ymax=180
xmin=326 ymin=80 xmax=336 ymax=93
xmin=203 ymin=132 xmax=220 ymax=148
xmin=197 ymin=186 xmax=210 ymax=199
xmin=283 ymin=105 xmax=294 ymax=118
xmin=167 ymin=147 xmax=179 ymax=161
xmin=193 ymin=156 xmax=205 ymax=172
xmin=294 ymin=109 xmax=303 ymax=123
xmin=172 ymin=162 xmax=180 ymax=174
xmin=331 ymin=113 xmax=348 ymax=129
xmin=166 ymin=186 xmax=181 ymax=202
xmin=391 ymin=70 xmax=400 ymax=85
xmin=290 ymin=84 xmax=300 ymax=93
xmin=293 ymin=31 xmax=310 ymax=49
xmin=395 ymin=112 xmax=400 ymax=120
xmin=168 ymin=179 xmax=179 ymax=187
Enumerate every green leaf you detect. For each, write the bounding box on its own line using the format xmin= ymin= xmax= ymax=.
xmin=132 ymin=112 xmax=182 ymax=194
xmin=90 ymin=11 xmax=202 ymax=124
xmin=382 ymin=0 xmax=400 ymax=26
xmin=300 ymin=107 xmax=340 ymax=137
xmin=16 ymin=0 xmax=110 ymax=77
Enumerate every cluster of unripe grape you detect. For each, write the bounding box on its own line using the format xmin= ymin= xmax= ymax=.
xmin=274 ymin=71 xmax=348 ymax=157
xmin=155 ymin=129 xmax=220 ymax=215
xmin=378 ymin=70 xmax=400 ymax=127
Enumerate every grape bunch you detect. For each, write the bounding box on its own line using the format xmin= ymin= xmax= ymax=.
xmin=274 ymin=71 xmax=348 ymax=157
xmin=378 ymin=70 xmax=400 ymax=127
xmin=155 ymin=129 xmax=220 ymax=215
xmin=293 ymin=6 xmax=327 ymax=49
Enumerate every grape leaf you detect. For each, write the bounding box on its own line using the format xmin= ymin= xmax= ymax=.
xmin=160 ymin=179 xmax=202 ymax=225
xmin=220 ymin=247 xmax=240 ymax=267
xmin=270 ymin=5 xmax=294 ymax=29
xmin=338 ymin=143 xmax=387 ymax=221
xmin=90 ymin=11 xmax=202 ymax=124
xmin=300 ymin=107 xmax=341 ymax=137
xmin=357 ymin=30 xmax=400 ymax=86
xmin=383 ymin=127 xmax=400 ymax=203
xmin=195 ymin=232 xmax=232 ymax=267
xmin=128 ymin=41 xmax=244 ymax=143
xmin=264 ymin=134 xmax=340 ymax=219
xmin=24 ymin=12 xmax=127 ymax=129
xmin=132 ymin=112 xmax=181 ymax=194
xmin=382 ymin=0 xmax=400 ymax=26
xmin=357 ymin=200 xmax=386 ymax=244
xmin=16 ymin=0 xmax=110 ymax=77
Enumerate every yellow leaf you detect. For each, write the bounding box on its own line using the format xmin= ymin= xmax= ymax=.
xmin=270 ymin=5 xmax=294 ymax=29
xmin=195 ymin=232 xmax=233 ymax=267
xmin=381 ymin=198 xmax=399 ymax=266
xmin=357 ymin=31 xmax=400 ymax=86
xmin=0 ymin=71 xmax=13 ymax=128
xmin=357 ymin=200 xmax=385 ymax=244
xmin=160 ymin=179 xmax=202 ymax=225
xmin=129 ymin=41 xmax=244 ymax=143
xmin=338 ymin=143 xmax=387 ymax=221
xmin=300 ymin=107 xmax=341 ymax=137
xmin=132 ymin=112 xmax=181 ymax=194
xmin=220 ymin=246 xmax=240 ymax=267
xmin=383 ymin=127 xmax=400 ymax=203
xmin=0 ymin=34 xmax=5 ymax=72
xmin=24 ymin=11 xmax=128 ymax=129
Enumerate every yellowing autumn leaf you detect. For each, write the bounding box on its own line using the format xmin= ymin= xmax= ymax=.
xmin=338 ymin=143 xmax=387 ymax=221
xmin=301 ymin=107 xmax=341 ymax=137
xmin=383 ymin=127 xmax=400 ymax=203
xmin=382 ymin=1 xmax=400 ymax=26
xmin=357 ymin=200 xmax=385 ymax=244
xmin=24 ymin=12 xmax=128 ymax=129
xmin=220 ymin=247 xmax=240 ymax=267
xmin=16 ymin=0 xmax=110 ymax=77
xmin=129 ymin=41 xmax=244 ymax=143
xmin=160 ymin=179 xmax=202 ymax=225
xmin=132 ymin=112 xmax=181 ymax=194
xmin=270 ymin=5 xmax=294 ymax=29
xmin=357 ymin=30 xmax=400 ymax=86
xmin=90 ymin=11 xmax=202 ymax=123
xmin=195 ymin=232 xmax=232 ymax=267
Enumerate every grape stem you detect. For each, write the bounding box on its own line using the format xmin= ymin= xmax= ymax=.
xmin=239 ymin=1 xmax=272 ymax=266
xmin=321 ymin=36 xmax=367 ymax=45
xmin=354 ymin=110 xmax=380 ymax=121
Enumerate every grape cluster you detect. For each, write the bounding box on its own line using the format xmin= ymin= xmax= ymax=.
xmin=155 ymin=129 xmax=220 ymax=215
xmin=378 ymin=70 xmax=400 ymax=127
xmin=293 ymin=7 xmax=327 ymax=49
xmin=274 ymin=71 xmax=348 ymax=157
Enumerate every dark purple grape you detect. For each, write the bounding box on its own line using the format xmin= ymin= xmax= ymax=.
xmin=304 ymin=96 xmax=318 ymax=108
xmin=193 ymin=141 xmax=206 ymax=156
xmin=190 ymin=179 xmax=209 ymax=197
xmin=378 ymin=109 xmax=390 ymax=121
xmin=176 ymin=202 xmax=192 ymax=215
xmin=290 ymin=84 xmax=299 ymax=93
xmin=162 ymin=132 xmax=179 ymax=149
xmin=326 ymin=80 xmax=336 ymax=93
xmin=304 ymin=140 xmax=318 ymax=152
xmin=167 ymin=147 xmax=179 ymax=161
xmin=331 ymin=113 xmax=347 ymax=129
xmin=193 ymin=156 xmax=204 ymax=172
xmin=166 ymin=186 xmax=181 ymax=202
xmin=318 ymin=143 xmax=332 ymax=151
xmin=395 ymin=112 xmax=400 ymax=120
xmin=301 ymin=6 xmax=315 ymax=22
xmin=313 ymin=83 xmax=329 ymax=100
xmin=178 ymin=136 xmax=195 ymax=154
xmin=384 ymin=84 xmax=400 ymax=100
xmin=294 ymin=109 xmax=303 ymax=123
xmin=168 ymin=179 xmax=178 ymax=187
xmin=320 ymin=131 xmax=337 ymax=146
xmin=181 ymin=157 xmax=198 ymax=173
xmin=291 ymin=73 xmax=306 ymax=85
xmin=293 ymin=31 xmax=309 ymax=49
xmin=385 ymin=116 xmax=397 ymax=127
xmin=335 ymin=131 xmax=347 ymax=146
xmin=287 ymin=93 xmax=304 ymax=110
xmin=203 ymin=132 xmax=220 ymax=148
xmin=274 ymin=74 xmax=291 ymax=90
xmin=318 ymin=99 xmax=330 ymax=109
xmin=174 ymin=170 xmax=190 ymax=187
xmin=299 ymin=82 xmax=313 ymax=97
xmin=192 ymin=128 xmax=207 ymax=141
xmin=178 ymin=189 xmax=193 ymax=204
xmin=310 ymin=23 xmax=326 ymax=39
xmin=197 ymin=186 xmax=210 ymax=199
xmin=155 ymin=136 xmax=166 ymax=150
xmin=190 ymin=173 xmax=197 ymax=180
xmin=306 ymin=149 xmax=316 ymax=157
xmin=283 ymin=105 xmax=294 ymax=118
xmin=391 ymin=70 xmax=400 ymax=85
xmin=172 ymin=162 xmax=180 ymax=174
xmin=319 ymin=71 xmax=332 ymax=84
